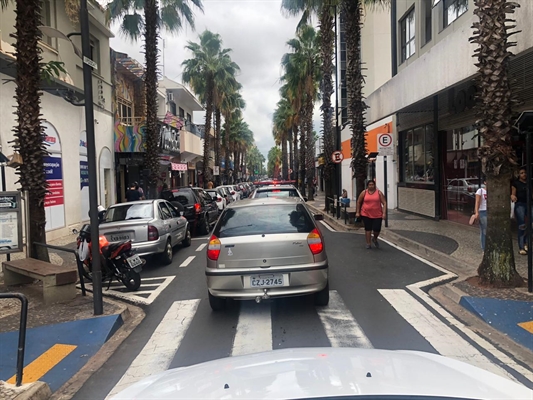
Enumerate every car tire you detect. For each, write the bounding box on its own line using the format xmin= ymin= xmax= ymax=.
xmin=314 ymin=281 xmax=329 ymax=306
xmin=159 ymin=239 xmax=173 ymax=265
xmin=182 ymin=227 xmax=192 ymax=247
xmin=200 ymin=214 xmax=210 ymax=235
xmin=208 ymin=291 xmax=226 ymax=311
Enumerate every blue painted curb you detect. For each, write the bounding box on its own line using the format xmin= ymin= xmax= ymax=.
xmin=460 ymin=296 xmax=533 ymax=352
xmin=0 ymin=313 xmax=123 ymax=392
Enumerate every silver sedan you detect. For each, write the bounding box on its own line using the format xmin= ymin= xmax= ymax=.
xmin=205 ymin=198 xmax=328 ymax=311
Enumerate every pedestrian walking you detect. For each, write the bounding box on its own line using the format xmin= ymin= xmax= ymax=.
xmin=125 ymin=182 xmax=141 ymax=202
xmin=207 ymin=180 xmax=214 ymax=189
xmin=511 ymin=167 xmax=532 ymax=255
xmin=473 ymin=179 xmax=487 ymax=252
xmin=135 ymin=181 xmax=145 ymax=200
xmin=355 ymin=180 xmax=387 ymax=249
xmin=160 ymin=183 xmax=173 ymax=201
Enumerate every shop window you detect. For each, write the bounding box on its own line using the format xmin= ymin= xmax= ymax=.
xmin=400 ymin=7 xmax=415 ymax=63
xmin=444 ymin=0 xmax=467 ymax=27
xmin=402 ymin=124 xmax=435 ymax=183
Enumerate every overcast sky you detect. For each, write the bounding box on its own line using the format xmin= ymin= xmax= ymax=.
xmin=106 ymin=0 xmax=320 ymax=160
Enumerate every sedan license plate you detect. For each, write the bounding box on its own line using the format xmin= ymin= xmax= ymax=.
xmin=127 ymin=255 xmax=143 ymax=269
xmin=110 ymin=234 xmax=131 ymax=242
xmin=250 ymin=274 xmax=284 ymax=288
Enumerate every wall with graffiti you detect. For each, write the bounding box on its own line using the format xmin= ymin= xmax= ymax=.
xmin=114 ymin=120 xmax=146 ymax=152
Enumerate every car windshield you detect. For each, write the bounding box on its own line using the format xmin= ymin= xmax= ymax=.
xmin=172 ymin=190 xmax=195 ymax=206
xmin=104 ymin=203 xmax=153 ymax=222
xmin=255 ymin=189 xmax=299 ymax=198
xmin=216 ymin=204 xmax=314 ymax=237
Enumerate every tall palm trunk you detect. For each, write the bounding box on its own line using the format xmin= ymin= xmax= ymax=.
xmin=299 ymin=120 xmax=306 ymax=196
xmin=215 ymin=107 xmax=221 ymax=186
xmin=293 ymin=125 xmax=299 ymax=183
xmin=144 ymin=0 xmax=160 ymax=199
xmin=13 ymin=0 xmax=49 ymax=261
xmin=288 ymin=128 xmax=293 ymax=179
xmin=203 ymin=82 xmax=214 ymax=187
xmin=471 ymin=0 xmax=521 ymax=286
xmin=224 ymin=114 xmax=230 ymax=184
xmin=305 ymin=94 xmax=315 ymax=201
xmin=319 ymin=4 xmax=335 ymax=208
xmin=344 ymin=0 xmax=367 ymax=199
xmin=281 ymin=137 xmax=288 ymax=180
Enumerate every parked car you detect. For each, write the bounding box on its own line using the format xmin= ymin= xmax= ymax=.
xmin=205 ymin=198 xmax=328 ymax=311
xmin=446 ymin=178 xmax=485 ymax=212
xmin=216 ymin=186 xmax=235 ymax=204
xmin=249 ymin=184 xmax=306 ymax=200
xmin=170 ymin=187 xmax=219 ymax=236
xmin=206 ymin=188 xmax=226 ymax=212
xmin=218 ymin=185 xmax=240 ymax=202
xmin=99 ymin=200 xmax=191 ymax=265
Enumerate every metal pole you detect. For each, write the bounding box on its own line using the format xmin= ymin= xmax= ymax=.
xmin=23 ymin=191 xmax=30 ymax=258
xmin=80 ymin=0 xmax=103 ymax=315
xmin=1 ymin=162 xmax=10 ymax=261
xmin=527 ymin=129 xmax=533 ymax=293
xmin=334 ymin=5 xmax=339 ymax=210
xmin=384 ymin=156 xmax=388 ymax=228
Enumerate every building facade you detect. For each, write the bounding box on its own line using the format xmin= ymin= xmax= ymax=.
xmin=0 ymin=0 xmax=115 ymax=240
xmin=366 ymin=0 xmax=533 ymax=225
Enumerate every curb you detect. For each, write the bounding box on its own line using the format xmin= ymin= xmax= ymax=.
xmin=306 ymin=203 xmax=361 ymax=233
xmin=50 ymin=297 xmax=145 ymax=400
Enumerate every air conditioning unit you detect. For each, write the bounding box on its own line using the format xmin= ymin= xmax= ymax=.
xmin=167 ymin=92 xmax=174 ymax=102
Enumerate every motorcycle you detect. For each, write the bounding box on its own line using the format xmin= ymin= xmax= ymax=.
xmin=75 ymin=222 xmax=144 ymax=292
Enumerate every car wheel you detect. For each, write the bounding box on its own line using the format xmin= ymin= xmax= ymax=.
xmin=208 ymin=291 xmax=226 ymax=311
xmin=200 ymin=214 xmax=210 ymax=235
xmin=159 ymin=239 xmax=173 ymax=265
xmin=182 ymin=227 xmax=192 ymax=247
xmin=314 ymin=281 xmax=329 ymax=306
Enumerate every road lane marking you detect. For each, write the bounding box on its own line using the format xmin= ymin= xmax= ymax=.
xmin=319 ymin=220 xmax=336 ymax=232
xmin=195 ymin=243 xmax=207 ymax=252
xmin=379 ymin=289 xmax=518 ymax=381
xmin=8 ymin=344 xmax=77 ymax=384
xmin=518 ymin=320 xmax=533 ymax=334
xmin=179 ymin=256 xmax=196 ymax=268
xmin=107 ymin=299 xmax=200 ymax=398
xmin=231 ymin=302 xmax=272 ymax=356
xmin=192 ymin=237 xmax=209 ymax=241
xmin=316 ymin=290 xmax=373 ymax=348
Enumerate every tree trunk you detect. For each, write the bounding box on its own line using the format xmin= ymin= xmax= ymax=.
xmin=293 ymin=125 xmax=299 ymax=184
xmin=144 ymin=0 xmax=160 ymax=199
xmin=288 ymin=128 xmax=293 ymax=179
xmin=12 ymin=0 xmax=49 ymax=261
xmin=344 ymin=0 xmax=368 ymax=200
xmin=299 ymin=123 xmax=306 ymax=196
xmin=319 ymin=4 xmax=335 ymax=212
xmin=306 ymin=94 xmax=315 ymax=201
xmin=471 ymin=0 xmax=522 ymax=286
xmin=203 ymin=82 xmax=214 ymax=187
xmin=215 ymin=107 xmax=221 ymax=186
xmin=224 ymin=113 xmax=230 ymax=185
xmin=281 ymin=136 xmax=288 ymax=180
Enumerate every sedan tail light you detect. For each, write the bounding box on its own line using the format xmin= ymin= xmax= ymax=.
xmin=148 ymin=225 xmax=159 ymax=241
xmin=307 ymin=228 xmax=323 ymax=255
xmin=216 ymin=197 xmax=222 ymax=202
xmin=194 ymin=203 xmax=201 ymax=213
xmin=207 ymin=235 xmax=221 ymax=260
xmin=231 ymin=191 xmax=235 ymax=195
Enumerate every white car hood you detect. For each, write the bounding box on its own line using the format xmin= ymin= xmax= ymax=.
xmin=112 ymin=347 xmax=532 ymax=400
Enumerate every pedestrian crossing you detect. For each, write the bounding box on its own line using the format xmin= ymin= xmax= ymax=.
xmin=106 ymin=289 xmax=533 ymax=398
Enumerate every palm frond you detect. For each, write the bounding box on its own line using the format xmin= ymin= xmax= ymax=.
xmin=120 ymin=13 xmax=144 ymax=40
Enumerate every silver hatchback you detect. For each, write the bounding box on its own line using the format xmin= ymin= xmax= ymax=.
xmin=205 ymin=198 xmax=328 ymax=311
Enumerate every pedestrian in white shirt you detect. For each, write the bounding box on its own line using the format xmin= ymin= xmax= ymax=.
xmin=474 ymin=179 xmax=487 ymax=251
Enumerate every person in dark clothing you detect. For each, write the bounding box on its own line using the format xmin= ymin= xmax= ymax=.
xmin=511 ymin=167 xmax=532 ymax=254
xmin=160 ymin=183 xmax=173 ymax=201
xmin=125 ymin=183 xmax=141 ymax=202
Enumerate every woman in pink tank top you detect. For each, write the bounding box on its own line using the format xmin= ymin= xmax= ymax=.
xmin=356 ymin=180 xmax=387 ymax=249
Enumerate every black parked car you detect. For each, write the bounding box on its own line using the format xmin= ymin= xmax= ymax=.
xmin=170 ymin=187 xmax=219 ymax=235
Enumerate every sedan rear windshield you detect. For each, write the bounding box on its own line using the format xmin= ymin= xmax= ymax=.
xmin=255 ymin=189 xmax=299 ymax=198
xmin=172 ymin=190 xmax=195 ymax=206
xmin=216 ymin=204 xmax=314 ymax=238
xmin=104 ymin=203 xmax=153 ymax=222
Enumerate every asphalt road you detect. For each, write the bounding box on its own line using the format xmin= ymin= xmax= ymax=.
xmin=72 ymin=220 xmax=533 ymax=399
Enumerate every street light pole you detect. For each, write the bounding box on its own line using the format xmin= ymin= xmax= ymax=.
xmin=80 ymin=0 xmax=103 ymax=314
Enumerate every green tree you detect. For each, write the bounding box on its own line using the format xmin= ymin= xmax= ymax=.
xmin=221 ymin=89 xmax=245 ymax=184
xmin=107 ymin=0 xmax=203 ymax=197
xmin=470 ymin=0 xmax=522 ymax=286
xmin=268 ymin=146 xmax=282 ymax=178
xmin=273 ymin=98 xmax=293 ymax=180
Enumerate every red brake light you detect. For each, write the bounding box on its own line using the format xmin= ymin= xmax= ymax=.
xmin=194 ymin=203 xmax=201 ymax=213
xmin=307 ymin=228 xmax=323 ymax=255
xmin=207 ymin=235 xmax=221 ymax=261
xmin=216 ymin=197 xmax=222 ymax=202
xmin=231 ymin=191 xmax=235 ymax=195
xmin=272 ymin=189 xmax=281 ymax=192
xmin=148 ymin=225 xmax=159 ymax=241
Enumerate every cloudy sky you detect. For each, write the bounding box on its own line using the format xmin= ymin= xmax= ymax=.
xmin=107 ymin=0 xmax=318 ymax=160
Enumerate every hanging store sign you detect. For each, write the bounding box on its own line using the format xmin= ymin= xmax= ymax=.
xmin=171 ymin=163 xmax=187 ymax=171
xmin=160 ymin=125 xmax=180 ymax=155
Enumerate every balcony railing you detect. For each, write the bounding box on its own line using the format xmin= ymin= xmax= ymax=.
xmin=117 ymin=116 xmax=145 ymax=126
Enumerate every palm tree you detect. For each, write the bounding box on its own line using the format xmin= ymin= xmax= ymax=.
xmin=281 ymin=0 xmax=337 ymax=208
xmin=342 ymin=0 xmax=388 ymax=198
xmin=280 ymin=84 xmax=301 ymax=182
xmin=182 ymin=30 xmax=239 ymax=187
xmin=281 ymin=25 xmax=320 ymax=200
xmin=470 ymin=0 xmax=522 ymax=286
xmin=273 ymin=98 xmax=293 ymax=180
xmin=268 ymin=146 xmax=282 ymax=179
xmin=221 ymin=91 xmax=245 ymax=183
xmin=107 ymin=0 xmax=203 ymax=197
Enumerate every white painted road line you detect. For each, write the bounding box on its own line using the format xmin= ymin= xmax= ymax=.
xmin=379 ymin=289 xmax=517 ymax=381
xmin=179 ymin=256 xmax=196 ymax=268
xmin=195 ymin=243 xmax=207 ymax=252
xmin=231 ymin=302 xmax=272 ymax=357
xmin=319 ymin=220 xmax=336 ymax=232
xmin=108 ymin=299 xmax=200 ymax=398
xmin=192 ymin=237 xmax=209 ymax=240
xmin=317 ymin=290 xmax=373 ymax=348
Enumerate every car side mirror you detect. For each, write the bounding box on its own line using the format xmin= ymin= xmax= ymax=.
xmin=180 ymin=211 xmax=184 ymax=217
xmin=314 ymin=213 xmax=324 ymax=221
xmin=303 ymin=197 xmax=308 ymax=202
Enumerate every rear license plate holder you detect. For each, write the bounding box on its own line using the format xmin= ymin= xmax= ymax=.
xmin=250 ymin=274 xmax=284 ymax=288
xmin=127 ymin=255 xmax=143 ymax=269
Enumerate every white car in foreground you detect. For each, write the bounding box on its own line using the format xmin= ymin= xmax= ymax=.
xmin=111 ymin=347 xmax=532 ymax=399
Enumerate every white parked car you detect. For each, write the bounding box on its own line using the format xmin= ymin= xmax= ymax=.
xmin=206 ymin=188 xmax=226 ymax=212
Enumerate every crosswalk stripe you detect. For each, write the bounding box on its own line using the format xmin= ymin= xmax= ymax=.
xmin=316 ymin=290 xmax=373 ymax=348
xmin=379 ymin=289 xmax=516 ymax=381
xmin=231 ymin=302 xmax=272 ymax=357
xmin=179 ymin=256 xmax=196 ymax=268
xmin=195 ymin=243 xmax=207 ymax=252
xmin=107 ymin=299 xmax=200 ymax=398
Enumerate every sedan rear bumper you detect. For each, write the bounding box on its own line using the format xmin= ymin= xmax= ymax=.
xmin=130 ymin=237 xmax=166 ymax=257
